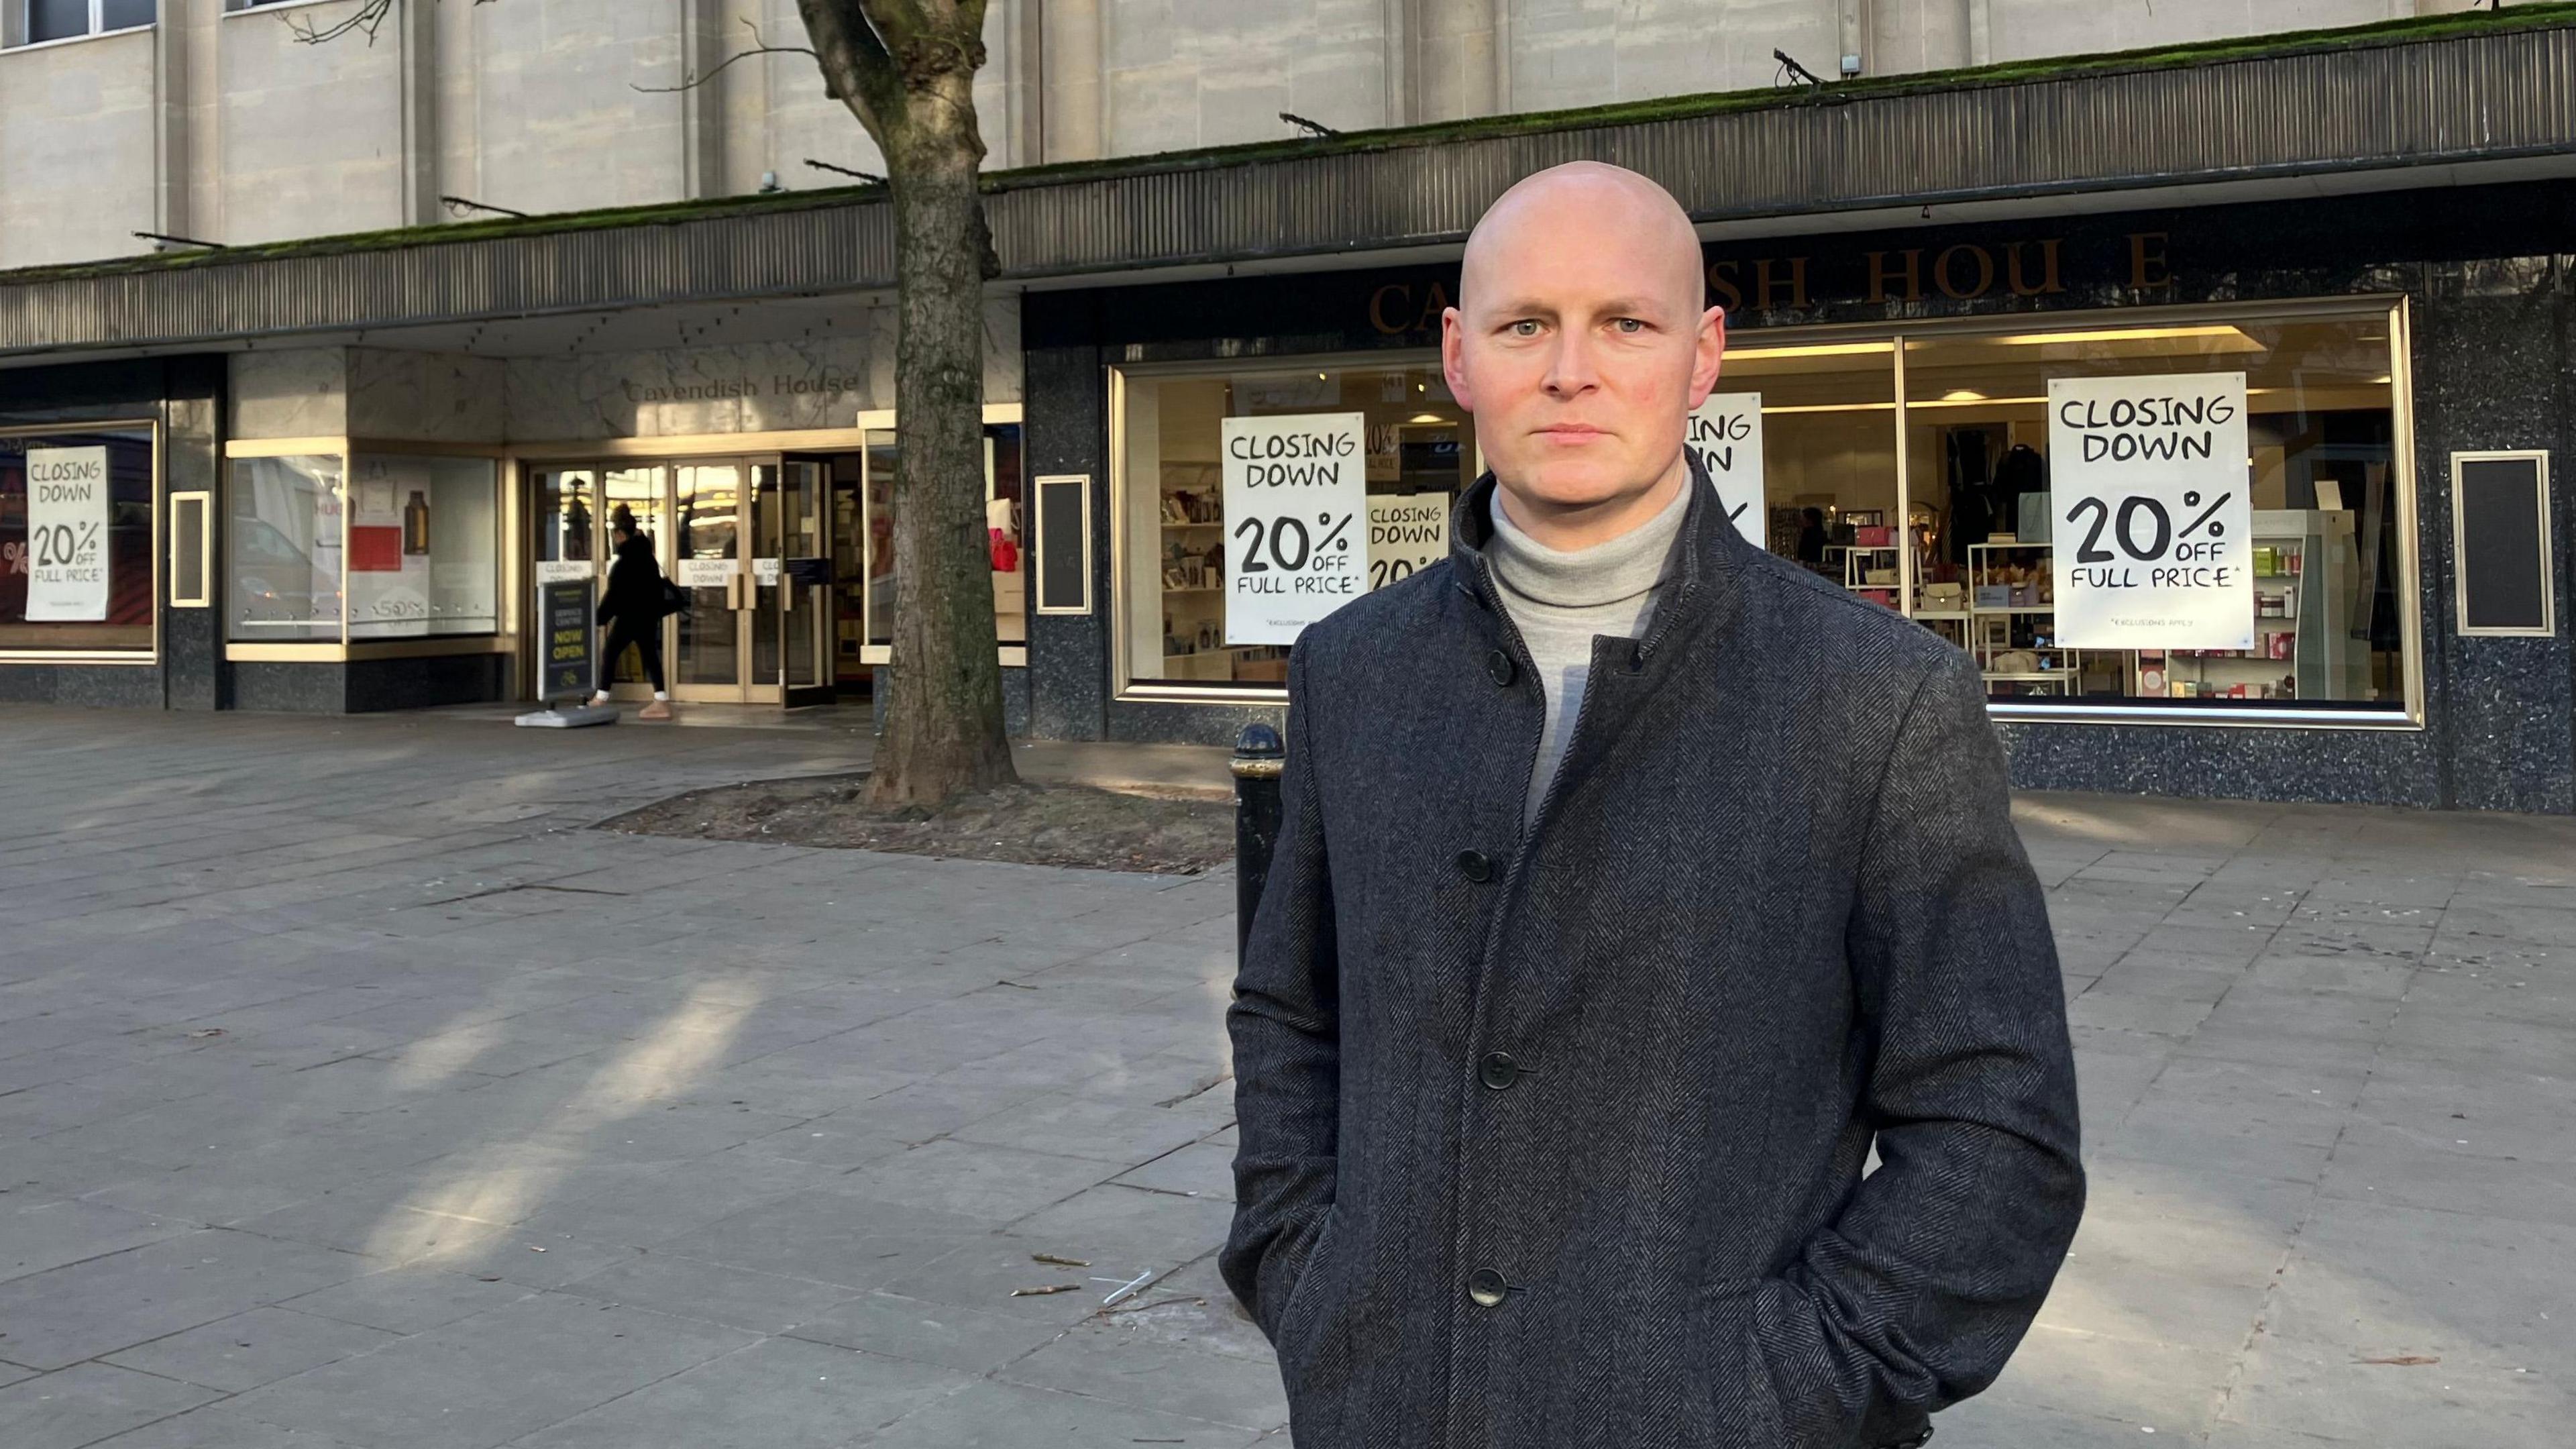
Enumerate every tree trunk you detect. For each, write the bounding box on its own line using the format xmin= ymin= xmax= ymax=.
xmin=864 ymin=39 xmax=1017 ymax=810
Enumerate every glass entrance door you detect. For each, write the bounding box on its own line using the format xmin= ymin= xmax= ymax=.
xmin=672 ymin=462 xmax=750 ymax=698
xmin=771 ymin=458 xmax=837 ymax=706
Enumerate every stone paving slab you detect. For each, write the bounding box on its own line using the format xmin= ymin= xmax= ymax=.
xmin=0 ymin=705 xmax=2569 ymax=1446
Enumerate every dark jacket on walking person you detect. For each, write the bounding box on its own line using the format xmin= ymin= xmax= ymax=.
xmin=1220 ymin=452 xmax=2085 ymax=1448
xmin=596 ymin=529 xmax=667 ymax=633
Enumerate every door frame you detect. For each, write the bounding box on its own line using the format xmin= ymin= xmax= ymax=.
xmin=516 ymin=427 xmax=882 ymax=706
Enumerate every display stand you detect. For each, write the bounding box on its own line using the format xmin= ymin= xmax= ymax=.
xmin=1841 ymin=543 xmax=1902 ymax=610
xmin=1966 ymin=541 xmax=2080 ymax=693
xmin=2143 ymin=508 xmax=2357 ymax=702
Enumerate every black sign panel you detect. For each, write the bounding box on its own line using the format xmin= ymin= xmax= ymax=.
xmin=1036 ymin=474 xmax=1091 ymax=614
xmin=784 ymin=556 xmax=834 ymax=588
xmin=2454 ymin=453 xmax=2554 ymax=635
xmin=540 ymin=580 xmax=595 ymax=700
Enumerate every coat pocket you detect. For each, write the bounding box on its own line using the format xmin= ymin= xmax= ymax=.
xmin=1271 ymin=1207 xmax=1342 ymax=1362
xmin=1701 ymin=1277 xmax=1790 ymax=1448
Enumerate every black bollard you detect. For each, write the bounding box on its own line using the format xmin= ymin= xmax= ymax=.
xmin=1230 ymin=723 xmax=1285 ymax=967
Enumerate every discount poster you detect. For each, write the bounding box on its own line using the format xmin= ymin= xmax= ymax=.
xmin=1222 ymin=413 xmax=1367 ymax=645
xmin=2048 ymin=373 xmax=2252 ymax=651
xmin=1685 ymin=392 xmax=1768 ymax=548
xmin=25 ymin=446 xmax=109 ymax=622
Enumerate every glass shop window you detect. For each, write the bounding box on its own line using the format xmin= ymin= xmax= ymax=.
xmin=228 ymin=453 xmax=343 ymax=643
xmin=1118 ymin=360 xmax=1479 ymax=690
xmin=860 ymin=421 xmax=1026 ymax=659
xmin=1900 ymin=314 xmax=2404 ymax=708
xmin=344 ymin=455 xmax=500 ymax=639
xmin=0 ymin=426 xmax=156 ymax=653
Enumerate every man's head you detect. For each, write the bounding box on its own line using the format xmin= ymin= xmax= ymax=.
xmin=1443 ymin=162 xmax=1724 ymax=543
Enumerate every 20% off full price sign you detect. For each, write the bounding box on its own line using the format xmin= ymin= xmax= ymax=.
xmin=2048 ymin=374 xmax=2253 ymax=651
xmin=1222 ymin=413 xmax=1367 ymax=645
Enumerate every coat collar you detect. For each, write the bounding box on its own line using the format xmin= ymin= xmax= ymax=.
xmin=1449 ymin=447 xmax=1750 ymax=663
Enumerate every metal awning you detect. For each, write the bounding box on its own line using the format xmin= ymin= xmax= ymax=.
xmin=4 ymin=13 xmax=2575 ymax=360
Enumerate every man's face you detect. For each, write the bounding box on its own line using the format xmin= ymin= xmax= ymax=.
xmin=1442 ymin=174 xmax=1725 ymax=513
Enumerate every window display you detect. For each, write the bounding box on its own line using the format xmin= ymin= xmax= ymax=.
xmin=860 ymin=421 xmax=1026 ymax=659
xmin=1110 ymin=305 xmax=2413 ymax=717
xmin=1901 ymin=313 xmax=2404 ymax=709
xmin=1117 ymin=361 xmax=1479 ymax=690
xmin=346 ymin=454 xmax=499 ymax=639
xmin=229 ymin=450 xmax=499 ymax=644
xmin=0 ymin=425 xmax=154 ymax=654
xmin=228 ymin=453 xmax=341 ymax=643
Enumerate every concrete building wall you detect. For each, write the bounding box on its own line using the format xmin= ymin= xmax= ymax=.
xmin=0 ymin=28 xmax=159 ymax=266
xmin=216 ymin=1 xmax=405 ymax=244
xmin=0 ymin=0 xmax=2512 ymax=270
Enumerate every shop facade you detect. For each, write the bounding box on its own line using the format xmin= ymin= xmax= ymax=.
xmin=1 ymin=15 xmax=2570 ymax=810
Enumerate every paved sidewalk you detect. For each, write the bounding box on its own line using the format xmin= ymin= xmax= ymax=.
xmin=0 ymin=705 xmax=2567 ymax=1448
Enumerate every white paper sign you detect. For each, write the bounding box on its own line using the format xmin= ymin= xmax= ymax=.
xmin=1222 ymin=412 xmax=1367 ymax=645
xmin=535 ymin=559 xmax=593 ymax=585
xmin=2048 ymin=373 xmax=2252 ymax=650
xmin=677 ymin=557 xmax=739 ymax=590
xmin=1366 ymin=492 xmax=1450 ymax=591
xmin=1685 ymin=393 xmax=1767 ymax=547
xmin=26 ymin=447 xmax=109 ymax=622
xmin=753 ymin=557 xmax=781 ymax=587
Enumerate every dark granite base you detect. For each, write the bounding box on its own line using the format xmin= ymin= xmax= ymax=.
xmin=231 ymin=655 xmax=511 ymax=714
xmin=1996 ymin=720 xmax=2445 ymax=810
xmin=0 ymin=665 xmax=164 ymax=708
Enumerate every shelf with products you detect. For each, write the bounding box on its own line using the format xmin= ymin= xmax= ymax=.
xmin=2130 ymin=511 xmax=2355 ymax=703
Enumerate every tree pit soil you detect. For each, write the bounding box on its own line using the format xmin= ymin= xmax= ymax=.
xmin=600 ymin=773 xmax=1234 ymax=874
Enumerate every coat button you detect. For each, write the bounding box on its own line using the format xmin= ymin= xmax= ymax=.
xmin=1479 ymin=1051 xmax=1521 ymax=1089
xmin=1486 ymin=649 xmax=1515 ymax=687
xmin=1466 ymin=1268 xmax=1509 ymax=1307
xmin=1454 ymin=849 xmax=1493 ymax=883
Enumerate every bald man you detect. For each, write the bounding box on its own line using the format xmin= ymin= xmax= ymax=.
xmin=1220 ymin=163 xmax=2084 ymax=1448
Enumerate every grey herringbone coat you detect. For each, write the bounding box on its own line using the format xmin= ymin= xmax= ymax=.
xmin=1222 ymin=455 xmax=2084 ymax=1449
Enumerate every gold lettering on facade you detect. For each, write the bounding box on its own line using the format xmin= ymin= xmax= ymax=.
xmin=2129 ymin=231 xmax=2174 ymax=290
xmin=2006 ymin=238 xmax=2067 ymax=297
xmin=1754 ymin=257 xmax=1810 ymax=310
xmin=1867 ymin=249 xmax=1925 ymax=305
xmin=1933 ymin=245 xmax=1996 ymax=301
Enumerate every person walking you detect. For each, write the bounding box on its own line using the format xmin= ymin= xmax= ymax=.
xmin=1222 ymin=162 xmax=2084 ymax=1449
xmin=588 ymin=504 xmax=675 ymax=721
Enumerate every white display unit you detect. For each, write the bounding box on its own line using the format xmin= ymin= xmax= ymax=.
xmin=2145 ymin=508 xmax=2361 ymax=702
xmin=1966 ymin=541 xmax=2082 ymax=693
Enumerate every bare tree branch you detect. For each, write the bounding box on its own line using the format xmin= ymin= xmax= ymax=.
xmin=285 ymin=0 xmax=496 ymax=48
xmin=633 ymin=19 xmax=820 ymax=95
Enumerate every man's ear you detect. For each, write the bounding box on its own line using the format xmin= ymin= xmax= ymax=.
xmin=1684 ymin=305 xmax=1727 ymax=410
xmin=1440 ymin=307 xmax=1474 ymax=411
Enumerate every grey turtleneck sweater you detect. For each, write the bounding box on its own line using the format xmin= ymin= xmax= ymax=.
xmin=1485 ymin=480 xmax=1691 ymax=824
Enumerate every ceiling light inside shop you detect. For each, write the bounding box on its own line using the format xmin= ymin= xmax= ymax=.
xmin=1979 ymin=324 xmax=2263 ymax=350
xmin=1763 ymin=402 xmax=1898 ymax=415
xmin=1912 ymin=394 xmax=2044 ymax=409
xmin=1407 ymin=413 xmax=1447 ymax=424
xmin=1728 ymin=341 xmax=1898 ymax=362
xmin=1941 ymin=389 xmax=1986 ymax=402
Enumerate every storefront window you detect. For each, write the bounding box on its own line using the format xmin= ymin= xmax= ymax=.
xmin=861 ymin=420 xmax=1026 ymax=658
xmin=1110 ymin=305 xmax=2414 ymax=718
xmin=1118 ymin=360 xmax=1477 ymax=689
xmin=0 ymin=425 xmax=155 ymax=654
xmin=228 ymin=453 xmax=342 ymax=643
xmin=345 ymin=454 xmax=499 ymax=639
xmin=1900 ymin=313 xmax=2402 ymax=709
xmin=1712 ymin=340 xmax=1900 ymax=596
xmin=229 ymin=451 xmax=499 ymax=644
